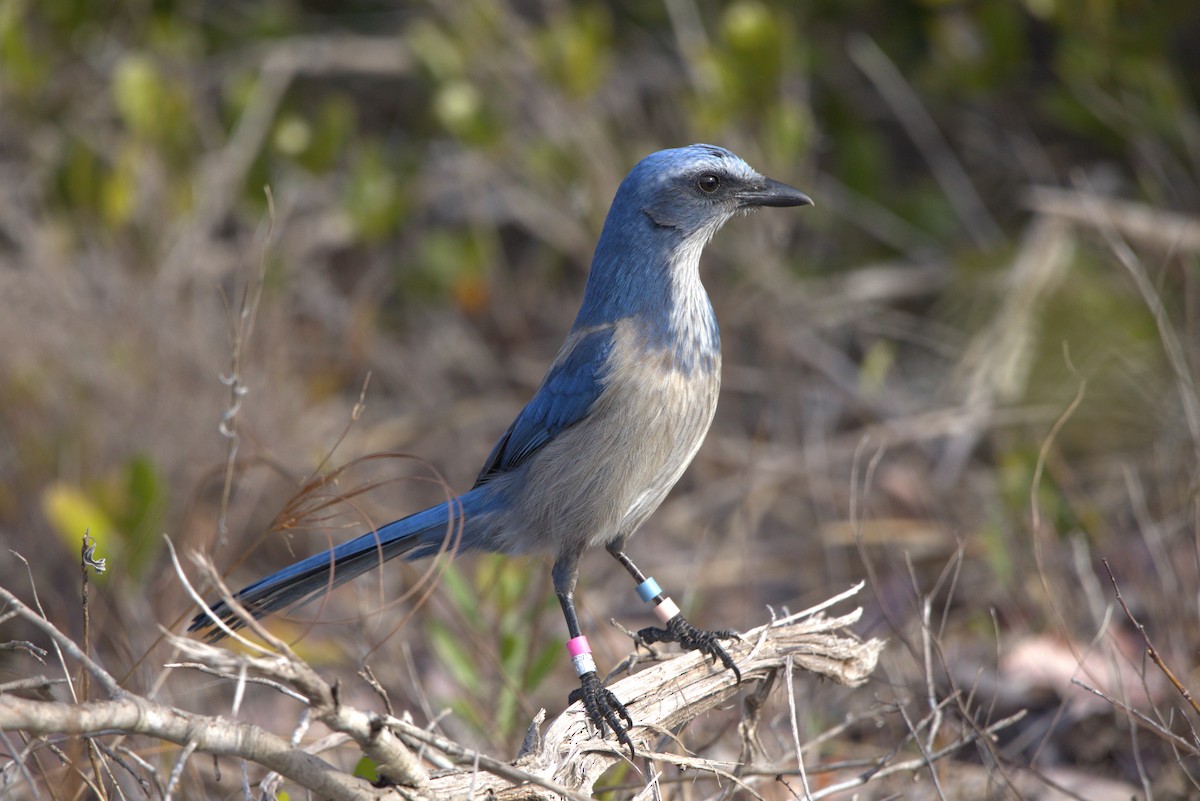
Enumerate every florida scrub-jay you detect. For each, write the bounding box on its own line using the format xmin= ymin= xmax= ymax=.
xmin=191 ymin=144 xmax=812 ymax=751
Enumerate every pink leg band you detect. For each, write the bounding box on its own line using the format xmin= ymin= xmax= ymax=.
xmin=566 ymin=635 xmax=597 ymax=676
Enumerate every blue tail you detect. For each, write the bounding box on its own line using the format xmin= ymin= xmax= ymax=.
xmin=189 ymin=487 xmax=489 ymax=638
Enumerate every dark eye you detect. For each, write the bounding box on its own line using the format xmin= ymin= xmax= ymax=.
xmin=696 ymin=174 xmax=721 ymax=194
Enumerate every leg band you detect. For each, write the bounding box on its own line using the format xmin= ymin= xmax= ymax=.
xmin=634 ymin=576 xmax=682 ymax=624
xmin=566 ymin=635 xmax=597 ymax=677
xmin=653 ymin=597 xmax=681 ymax=624
xmin=635 ymin=577 xmax=662 ymax=602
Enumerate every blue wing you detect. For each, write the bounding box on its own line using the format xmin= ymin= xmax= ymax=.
xmin=474 ymin=327 xmax=615 ymax=486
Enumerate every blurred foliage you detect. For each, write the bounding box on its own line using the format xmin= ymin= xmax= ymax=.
xmin=2 ymin=0 xmax=1192 ymax=266
xmin=429 ymin=555 xmax=560 ymax=739
xmin=343 ymin=142 xmax=409 ymax=241
xmin=40 ymin=455 xmax=166 ymax=580
xmin=1 ymin=1 xmax=1197 ymax=791
xmin=3 ymin=0 xmax=1196 ymax=639
xmin=535 ymin=5 xmax=613 ymax=99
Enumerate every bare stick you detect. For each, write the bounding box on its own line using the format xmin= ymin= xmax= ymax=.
xmin=163 ymin=537 xmax=276 ymax=656
xmin=0 ymin=584 xmax=121 ymax=699
xmin=1071 ymin=679 xmax=1198 ymax=754
xmin=1024 ymin=186 xmax=1200 ymax=254
xmin=0 ymin=694 xmax=378 ymax=801
xmin=163 ymin=739 xmax=199 ymax=801
xmin=163 ymin=632 xmax=429 ymax=789
xmin=804 ymin=710 xmax=1027 ymax=800
xmin=1102 ymin=559 xmax=1200 ymax=719
xmin=215 ymin=188 xmax=273 ymax=540
xmin=784 ymin=655 xmax=812 ymax=799
xmin=0 ymin=728 xmax=40 ymax=799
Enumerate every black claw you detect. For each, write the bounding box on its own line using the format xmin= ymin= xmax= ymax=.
xmin=637 ymin=615 xmax=742 ymax=683
xmin=569 ymin=671 xmax=635 ymax=758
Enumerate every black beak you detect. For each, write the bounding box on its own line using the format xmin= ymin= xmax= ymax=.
xmin=737 ymin=178 xmax=814 ymax=209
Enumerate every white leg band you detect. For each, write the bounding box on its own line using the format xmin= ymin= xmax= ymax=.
xmin=653 ymin=597 xmax=681 ymax=624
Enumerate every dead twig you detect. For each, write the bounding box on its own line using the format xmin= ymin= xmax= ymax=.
xmin=1071 ymin=679 xmax=1199 ymax=755
xmin=1023 ymin=186 xmax=1200 ymax=255
xmin=1102 ymin=559 xmax=1200 ymax=720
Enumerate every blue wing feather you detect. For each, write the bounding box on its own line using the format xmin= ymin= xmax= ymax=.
xmin=474 ymin=327 xmax=614 ymax=485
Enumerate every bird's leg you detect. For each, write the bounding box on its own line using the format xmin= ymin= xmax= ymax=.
xmin=553 ymin=551 xmax=635 ymax=756
xmin=606 ymin=542 xmax=742 ymax=683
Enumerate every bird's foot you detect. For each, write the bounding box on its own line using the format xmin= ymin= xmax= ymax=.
xmin=568 ymin=671 xmax=635 ymax=757
xmin=637 ymin=615 xmax=742 ymax=683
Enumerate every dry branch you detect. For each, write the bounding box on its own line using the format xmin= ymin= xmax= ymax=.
xmin=0 ymin=693 xmax=377 ymax=800
xmin=1023 ymin=186 xmax=1200 ymax=254
xmin=425 ymin=602 xmax=883 ymax=799
xmin=1 ymin=579 xmax=880 ymax=800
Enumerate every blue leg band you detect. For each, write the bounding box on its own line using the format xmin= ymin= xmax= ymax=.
xmin=635 ymin=577 xmax=662 ymax=603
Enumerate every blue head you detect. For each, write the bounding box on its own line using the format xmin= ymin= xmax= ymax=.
xmin=575 ymin=144 xmax=811 ymax=329
xmin=614 ymin=144 xmax=811 ymax=235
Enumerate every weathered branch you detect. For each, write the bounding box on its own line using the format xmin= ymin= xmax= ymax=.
xmin=0 ymin=584 xmax=122 ymax=698
xmin=0 ymin=693 xmax=383 ymax=801
xmin=1 ymin=581 xmax=881 ymax=800
xmin=164 ymin=632 xmax=429 ymax=790
xmin=1023 ymin=186 xmax=1200 ymax=254
xmin=424 ymin=600 xmax=884 ymax=799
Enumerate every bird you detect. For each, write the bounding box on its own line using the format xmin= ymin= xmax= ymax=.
xmin=190 ymin=144 xmax=812 ymax=752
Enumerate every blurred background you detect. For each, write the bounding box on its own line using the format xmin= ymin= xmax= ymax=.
xmin=1 ymin=0 xmax=1198 ymax=798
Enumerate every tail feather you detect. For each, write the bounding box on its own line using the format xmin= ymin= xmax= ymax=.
xmin=188 ymin=490 xmax=483 ymax=638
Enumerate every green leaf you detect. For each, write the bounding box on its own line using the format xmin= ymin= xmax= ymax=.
xmin=428 ymin=620 xmax=480 ymax=689
xmin=100 ymin=144 xmax=138 ymax=227
xmin=343 ymin=142 xmax=406 ymax=240
xmin=353 ymin=756 xmax=378 ymax=781
xmin=438 ymin=562 xmax=483 ymax=627
xmin=525 ymin=641 xmax=561 ymax=689
xmin=536 ymin=5 xmax=612 ymax=98
xmin=0 ymin=0 xmax=47 ymax=94
xmin=118 ymin=454 xmax=166 ymax=579
xmin=41 ymin=483 xmax=115 ymax=565
xmin=112 ymin=54 xmax=167 ymax=140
